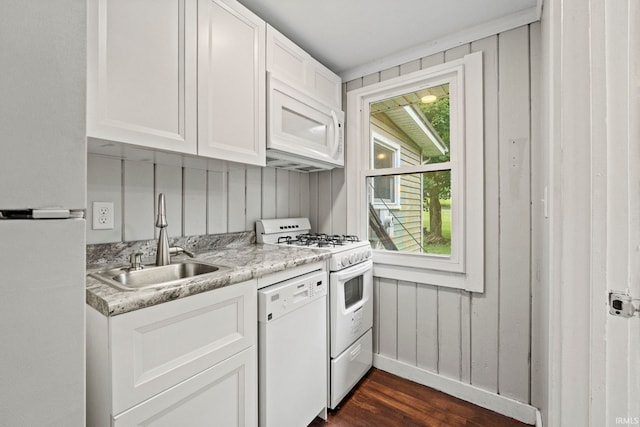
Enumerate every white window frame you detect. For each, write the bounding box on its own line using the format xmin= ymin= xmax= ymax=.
xmin=345 ymin=52 xmax=484 ymax=292
xmin=370 ymin=132 xmax=401 ymax=209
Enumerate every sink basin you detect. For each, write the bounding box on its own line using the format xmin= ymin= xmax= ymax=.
xmin=90 ymin=260 xmax=230 ymax=291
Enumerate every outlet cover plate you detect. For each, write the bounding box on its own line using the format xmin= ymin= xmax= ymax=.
xmin=92 ymin=201 xmax=114 ymax=230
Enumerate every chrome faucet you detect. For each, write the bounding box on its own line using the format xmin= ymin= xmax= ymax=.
xmin=155 ymin=193 xmax=170 ymax=266
xmin=155 ymin=193 xmax=196 ymax=266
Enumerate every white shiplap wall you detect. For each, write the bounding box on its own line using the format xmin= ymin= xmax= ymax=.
xmin=311 ymin=24 xmax=538 ymax=415
xmin=87 ymin=154 xmax=310 ymax=244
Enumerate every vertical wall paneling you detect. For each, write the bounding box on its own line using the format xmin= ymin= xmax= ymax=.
xmin=399 ymin=59 xmax=421 ymax=75
xmin=373 ymin=277 xmax=380 ymax=354
xmin=416 ymin=283 xmax=439 ymax=372
xmin=378 ymin=278 xmax=398 ymax=359
xmin=123 ymin=160 xmax=154 ymax=241
xmin=331 ymin=168 xmax=347 ymax=235
xmin=245 ymin=166 xmax=262 ymax=230
xmin=397 ymin=281 xmax=417 ymax=366
xmin=420 ymin=52 xmax=445 ymax=70
xmin=227 ymin=167 xmax=246 ymax=232
xmin=362 ymin=72 xmax=381 ymax=87
xmin=288 ymin=171 xmax=301 ymax=217
xmin=261 ymin=167 xmax=276 ymax=219
xmin=309 ymin=173 xmax=319 ymax=231
xmin=298 ymin=172 xmax=310 ymax=220
xmin=182 ymin=168 xmax=207 ymax=236
xmin=87 ymin=155 xmax=123 ymax=244
xmin=88 ymin=159 xmax=310 ymax=239
xmin=345 ymin=78 xmax=363 ymax=92
xmin=317 ymin=171 xmax=332 ymax=234
xmin=275 ymin=169 xmax=289 ymax=218
xmin=207 ymin=170 xmax=228 ymax=235
xmin=380 ymin=65 xmax=400 ymax=81
xmin=460 ymin=290 xmax=471 ymax=384
xmin=444 ymin=43 xmax=472 ymax=385
xmin=341 ymin=24 xmax=537 ymax=408
xmin=497 ymin=26 xmax=531 ymax=403
xmin=155 ymin=163 xmax=183 ymax=238
xmin=528 ymin=21 xmax=547 ymax=411
xmin=437 ymin=288 xmax=462 ymax=380
xmin=470 ymin=35 xmax=501 ymax=393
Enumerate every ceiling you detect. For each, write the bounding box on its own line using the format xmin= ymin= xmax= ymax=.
xmin=237 ymin=0 xmax=541 ymax=81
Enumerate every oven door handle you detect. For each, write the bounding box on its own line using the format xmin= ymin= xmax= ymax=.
xmin=331 ymin=259 xmax=372 ymax=281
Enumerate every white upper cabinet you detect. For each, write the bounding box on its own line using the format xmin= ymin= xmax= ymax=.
xmin=267 ymin=25 xmax=342 ymax=111
xmin=87 ymin=0 xmax=198 ymax=154
xmin=198 ymin=0 xmax=266 ymax=166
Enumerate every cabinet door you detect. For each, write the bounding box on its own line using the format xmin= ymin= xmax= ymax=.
xmin=114 ymin=346 xmax=257 ymax=427
xmin=266 ymin=25 xmax=308 ymax=89
xmin=87 ymin=0 xmax=197 ymax=154
xmin=198 ymin=0 xmax=266 ymax=166
xmin=110 ymin=279 xmax=257 ymax=414
xmin=267 ymin=25 xmax=342 ymax=111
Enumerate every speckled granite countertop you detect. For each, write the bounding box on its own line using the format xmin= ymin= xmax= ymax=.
xmin=86 ymin=233 xmax=330 ymax=317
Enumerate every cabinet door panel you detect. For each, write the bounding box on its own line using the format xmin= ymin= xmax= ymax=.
xmin=266 ymin=25 xmax=342 ymax=111
xmin=312 ymin=66 xmax=342 ymax=110
xmin=198 ymin=0 xmax=266 ymax=166
xmin=110 ymin=280 xmax=257 ymax=414
xmin=114 ymin=346 xmax=257 ymax=427
xmin=87 ymin=0 xmax=197 ymax=153
xmin=267 ymin=25 xmax=307 ymax=88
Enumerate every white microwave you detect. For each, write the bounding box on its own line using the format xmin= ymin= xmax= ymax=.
xmin=267 ymin=76 xmax=344 ymax=172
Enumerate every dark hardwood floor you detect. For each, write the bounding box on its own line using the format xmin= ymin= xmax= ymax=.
xmin=309 ymin=369 xmax=529 ymax=427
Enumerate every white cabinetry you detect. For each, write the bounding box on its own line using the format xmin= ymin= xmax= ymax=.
xmin=87 ymin=0 xmax=266 ymax=166
xmin=87 ymin=280 xmax=257 ymax=427
xmin=87 ymin=0 xmax=198 ymax=154
xmin=113 ymin=347 xmax=256 ymax=426
xmin=266 ymin=25 xmax=342 ymax=110
xmin=198 ymin=0 xmax=266 ymax=166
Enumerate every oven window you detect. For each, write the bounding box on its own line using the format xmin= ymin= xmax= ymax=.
xmin=344 ymin=276 xmax=364 ymax=309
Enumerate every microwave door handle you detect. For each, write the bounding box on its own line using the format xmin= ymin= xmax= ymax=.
xmin=329 ymin=110 xmax=341 ymax=158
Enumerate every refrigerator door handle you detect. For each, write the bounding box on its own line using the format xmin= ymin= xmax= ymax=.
xmin=0 ymin=209 xmax=84 ymax=219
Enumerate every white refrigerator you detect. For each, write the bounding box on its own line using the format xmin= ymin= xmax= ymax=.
xmin=0 ymin=1 xmax=87 ymax=425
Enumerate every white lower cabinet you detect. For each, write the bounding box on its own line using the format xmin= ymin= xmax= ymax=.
xmin=113 ymin=346 xmax=256 ymax=427
xmin=87 ymin=279 xmax=257 ymax=427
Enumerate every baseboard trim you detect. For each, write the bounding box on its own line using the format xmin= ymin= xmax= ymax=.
xmin=373 ymin=354 xmax=538 ymax=425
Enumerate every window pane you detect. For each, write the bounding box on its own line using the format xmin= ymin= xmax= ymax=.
xmin=370 ymin=83 xmax=450 ymax=165
xmin=374 ymin=143 xmax=394 ymax=169
xmin=367 ymin=170 xmax=451 ymax=255
xmin=373 ymin=175 xmax=394 ymax=203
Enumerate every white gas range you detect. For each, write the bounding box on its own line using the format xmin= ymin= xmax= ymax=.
xmin=256 ymin=218 xmax=373 ymax=410
xmin=256 ymin=217 xmax=372 ymax=271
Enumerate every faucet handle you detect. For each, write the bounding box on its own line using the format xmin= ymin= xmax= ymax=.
xmin=155 ymin=193 xmax=168 ymax=228
xmin=169 ymin=246 xmax=195 ymax=258
xmin=129 ymin=252 xmax=144 ymax=271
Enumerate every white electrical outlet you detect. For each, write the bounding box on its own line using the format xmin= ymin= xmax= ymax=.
xmin=92 ymin=201 xmax=114 ymax=230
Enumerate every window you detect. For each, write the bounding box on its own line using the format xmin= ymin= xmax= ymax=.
xmin=346 ymin=52 xmax=484 ymax=292
xmin=371 ymin=133 xmax=401 ymax=208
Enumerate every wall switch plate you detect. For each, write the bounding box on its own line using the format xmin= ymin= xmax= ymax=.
xmin=92 ymin=201 xmax=114 ymax=230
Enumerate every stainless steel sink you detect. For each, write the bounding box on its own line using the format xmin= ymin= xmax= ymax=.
xmin=90 ymin=260 xmax=230 ymax=291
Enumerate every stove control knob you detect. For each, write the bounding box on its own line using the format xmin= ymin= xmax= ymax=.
xmin=350 ymin=254 xmax=356 ymax=264
xmin=366 ymin=249 xmax=372 ymax=259
xmin=341 ymin=256 xmax=349 ymax=267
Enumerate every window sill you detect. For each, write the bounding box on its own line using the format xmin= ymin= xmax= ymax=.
xmin=372 ymin=261 xmax=483 ymax=293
